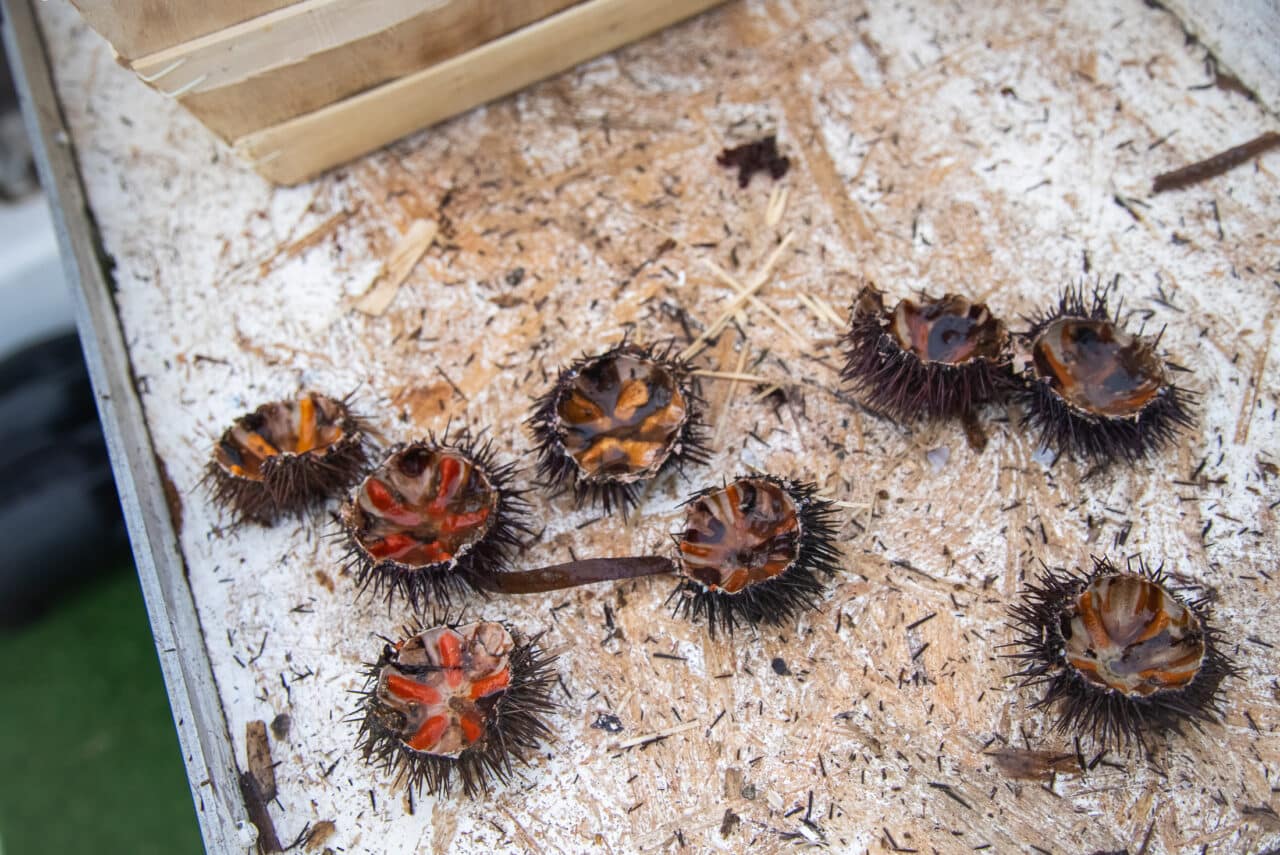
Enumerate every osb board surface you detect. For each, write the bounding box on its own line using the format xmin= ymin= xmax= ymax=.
xmin=40 ymin=0 xmax=1280 ymax=852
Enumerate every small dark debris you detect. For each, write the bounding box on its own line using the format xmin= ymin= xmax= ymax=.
xmin=270 ymin=712 xmax=292 ymax=741
xmin=961 ymin=411 xmax=989 ymax=453
xmin=771 ymin=657 xmax=792 ymax=676
xmin=591 ymin=713 xmax=624 ymax=734
xmin=720 ymin=809 xmax=740 ymax=838
xmin=717 ymin=135 xmax=791 ymax=188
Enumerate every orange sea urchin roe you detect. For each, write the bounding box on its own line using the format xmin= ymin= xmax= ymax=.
xmin=677 ymin=478 xmax=800 ymax=595
xmin=889 ymin=295 xmax=1004 ymax=365
xmin=1062 ymin=574 xmax=1205 ymax=697
xmin=1032 ymin=319 xmax=1165 ymax=418
xmin=556 ymin=354 xmax=687 ymax=481
xmin=215 ymin=395 xmax=346 ymax=480
xmin=352 ymin=447 xmax=497 ymax=567
xmin=374 ymin=622 xmax=514 ymax=757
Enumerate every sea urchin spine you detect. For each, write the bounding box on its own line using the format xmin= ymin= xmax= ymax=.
xmin=443 ymin=474 xmax=842 ymax=637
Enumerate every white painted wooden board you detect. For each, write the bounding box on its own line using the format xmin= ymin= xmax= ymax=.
xmin=38 ymin=0 xmax=1280 ymax=852
xmin=1164 ymin=0 xmax=1280 ymax=117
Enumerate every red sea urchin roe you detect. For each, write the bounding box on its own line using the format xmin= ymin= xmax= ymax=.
xmin=677 ymin=478 xmax=801 ymax=594
xmin=556 ymin=353 xmax=688 ymax=481
xmin=1062 ymin=574 xmax=1205 ymax=697
xmin=354 ymin=448 xmax=498 ymax=567
xmin=1032 ymin=319 xmax=1165 ymax=418
xmin=889 ymin=295 xmax=1004 ymax=365
xmin=214 ymin=395 xmax=347 ymax=480
xmin=376 ymin=622 xmax=515 ymax=757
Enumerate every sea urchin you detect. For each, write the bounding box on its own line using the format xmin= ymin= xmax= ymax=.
xmin=528 ymin=342 xmax=708 ymax=515
xmin=206 ymin=393 xmax=374 ymax=525
xmin=340 ymin=433 xmax=530 ymax=609
xmin=1007 ymin=555 xmax=1236 ymax=749
xmin=354 ymin=620 xmax=557 ymax=797
xmin=841 ymin=284 xmax=1009 ymax=422
xmin=1012 ymin=283 xmax=1194 ymax=465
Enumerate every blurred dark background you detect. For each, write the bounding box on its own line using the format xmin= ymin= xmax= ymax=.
xmin=0 ymin=23 xmax=202 ymax=855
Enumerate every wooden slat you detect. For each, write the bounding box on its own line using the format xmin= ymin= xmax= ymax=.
xmin=235 ymin=0 xmax=727 ymax=184
xmin=68 ymin=0 xmax=296 ymax=60
xmin=145 ymin=0 xmax=586 ymax=141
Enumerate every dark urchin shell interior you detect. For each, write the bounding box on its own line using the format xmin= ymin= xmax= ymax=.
xmin=1006 ymin=555 xmax=1237 ymax=750
xmin=1012 ymin=281 xmax=1195 ymax=465
xmin=204 ymin=392 xmax=376 ymax=526
xmin=527 ymin=341 xmax=710 ymax=515
xmin=340 ymin=432 xmax=531 ymax=610
xmin=668 ymin=476 xmax=842 ymax=636
xmin=841 ymin=286 xmax=1009 ymax=422
xmin=354 ymin=622 xmax=557 ymax=798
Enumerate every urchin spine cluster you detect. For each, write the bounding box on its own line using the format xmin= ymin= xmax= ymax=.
xmin=341 ymin=432 xmax=531 ymax=610
xmin=1006 ymin=555 xmax=1236 ymax=749
xmin=205 ymin=393 xmax=376 ymax=526
xmin=1012 ymin=282 xmax=1195 ymax=465
xmin=841 ymin=287 xmax=1008 ymax=422
xmin=668 ymin=477 xmax=841 ymax=635
xmin=527 ymin=341 xmax=709 ymax=515
xmin=354 ymin=623 xmax=558 ymax=797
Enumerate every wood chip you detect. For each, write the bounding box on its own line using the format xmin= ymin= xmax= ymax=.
xmin=304 ymin=820 xmax=337 ymax=851
xmin=796 ymin=291 xmax=836 ymax=328
xmin=257 ymin=205 xmax=360 ymax=277
xmin=986 ymin=748 xmax=1081 ymax=781
xmin=246 ymin=719 xmax=277 ymax=802
xmin=694 ymin=369 xmax=772 ymax=383
xmin=355 ymin=218 xmax=437 ymax=315
xmin=813 ymin=293 xmax=847 ymax=327
xmin=765 ymin=185 xmax=790 ymax=227
xmin=609 ymin=720 xmax=701 ymax=750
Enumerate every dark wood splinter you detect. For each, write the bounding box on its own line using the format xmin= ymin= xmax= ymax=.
xmin=1152 ymin=131 xmax=1280 ymax=193
xmin=475 ymin=556 xmax=676 ymax=595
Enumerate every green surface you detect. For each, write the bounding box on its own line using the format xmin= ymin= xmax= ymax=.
xmin=0 ymin=567 xmax=202 ymax=855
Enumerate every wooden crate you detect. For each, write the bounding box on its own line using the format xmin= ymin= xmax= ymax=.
xmin=68 ymin=0 xmax=725 ymax=184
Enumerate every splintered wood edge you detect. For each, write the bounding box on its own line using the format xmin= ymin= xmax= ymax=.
xmin=232 ymin=0 xmax=728 ymax=185
xmin=126 ymin=0 xmax=588 ymax=103
xmin=128 ymin=0 xmax=434 ymax=95
xmin=67 ymin=0 xmax=293 ymax=61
